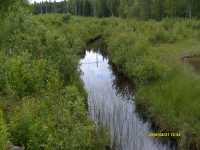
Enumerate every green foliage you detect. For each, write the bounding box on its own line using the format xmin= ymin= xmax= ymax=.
xmin=9 ymin=97 xmax=48 ymax=149
xmin=0 ymin=111 xmax=8 ymax=150
xmin=2 ymin=54 xmax=56 ymax=97
xmin=148 ymin=27 xmax=176 ymax=44
xmin=0 ymin=49 xmax=65 ymax=99
xmin=136 ymin=70 xmax=200 ymax=149
xmin=0 ymin=2 xmax=109 ymax=149
xmin=9 ymin=86 xmax=107 ymax=150
xmin=2 ymin=1 xmax=200 ymax=149
xmin=63 ymin=13 xmax=72 ymax=23
xmin=99 ymin=17 xmax=200 ymax=149
xmin=106 ymin=21 xmax=175 ymax=83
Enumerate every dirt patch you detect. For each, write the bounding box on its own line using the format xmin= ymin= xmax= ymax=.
xmin=183 ymin=56 xmax=200 ymax=73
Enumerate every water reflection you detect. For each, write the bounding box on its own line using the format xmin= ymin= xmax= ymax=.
xmin=80 ymin=50 xmax=174 ymax=150
xmin=112 ymin=71 xmax=134 ymax=99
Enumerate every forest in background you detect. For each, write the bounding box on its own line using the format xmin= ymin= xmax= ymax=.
xmin=33 ymin=0 xmax=200 ymax=19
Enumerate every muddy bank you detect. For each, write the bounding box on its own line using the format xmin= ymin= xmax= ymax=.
xmin=182 ymin=55 xmax=200 ymax=73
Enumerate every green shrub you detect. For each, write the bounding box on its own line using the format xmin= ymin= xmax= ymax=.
xmin=63 ymin=13 xmax=72 ymax=23
xmin=0 ymin=9 xmax=110 ymax=150
xmin=9 ymin=97 xmax=48 ymax=149
xmin=9 ymin=86 xmax=108 ymax=150
xmin=161 ymin=18 xmax=175 ymax=31
xmin=126 ymin=55 xmax=168 ymax=83
xmin=2 ymin=53 xmax=59 ymax=97
xmin=0 ymin=111 xmax=8 ymax=150
xmin=148 ymin=26 xmax=176 ymax=44
xmin=107 ymin=30 xmax=169 ymax=83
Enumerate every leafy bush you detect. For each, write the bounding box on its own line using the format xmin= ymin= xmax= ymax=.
xmin=9 ymin=97 xmax=48 ymax=149
xmin=63 ymin=13 xmax=72 ymax=23
xmin=0 ymin=53 xmax=60 ymax=98
xmin=148 ymin=26 xmax=176 ymax=44
xmin=9 ymin=86 xmax=108 ymax=150
xmin=106 ymin=30 xmax=169 ymax=83
xmin=0 ymin=111 xmax=8 ymax=150
xmin=0 ymin=9 xmax=108 ymax=149
xmin=161 ymin=18 xmax=175 ymax=31
xmin=125 ymin=55 xmax=168 ymax=83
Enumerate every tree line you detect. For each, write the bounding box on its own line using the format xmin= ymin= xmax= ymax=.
xmin=32 ymin=0 xmax=200 ymax=19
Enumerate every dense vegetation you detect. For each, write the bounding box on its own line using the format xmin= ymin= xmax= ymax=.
xmin=1 ymin=0 xmax=200 ymax=150
xmin=0 ymin=1 xmax=108 ymax=149
xmin=99 ymin=18 xmax=200 ymax=149
xmin=33 ymin=0 xmax=200 ymax=19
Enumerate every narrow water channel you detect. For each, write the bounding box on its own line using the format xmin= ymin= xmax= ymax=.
xmin=80 ymin=45 xmax=174 ymax=150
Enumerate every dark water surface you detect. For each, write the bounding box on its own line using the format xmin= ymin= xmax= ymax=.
xmin=80 ymin=48 xmax=174 ymax=150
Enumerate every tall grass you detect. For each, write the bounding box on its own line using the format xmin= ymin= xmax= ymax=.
xmin=100 ymin=18 xmax=200 ymax=149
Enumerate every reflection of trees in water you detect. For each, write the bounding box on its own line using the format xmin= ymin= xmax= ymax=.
xmin=111 ymin=67 xmax=135 ymax=99
xmin=81 ymin=47 xmax=175 ymax=150
xmin=86 ymin=38 xmax=135 ymax=98
xmin=86 ymin=39 xmax=108 ymax=58
xmin=87 ymin=38 xmax=105 ymax=49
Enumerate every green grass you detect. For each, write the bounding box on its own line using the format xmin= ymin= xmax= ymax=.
xmin=98 ymin=18 xmax=200 ymax=149
xmin=136 ymin=71 xmax=200 ymax=148
xmin=1 ymin=11 xmax=200 ymax=149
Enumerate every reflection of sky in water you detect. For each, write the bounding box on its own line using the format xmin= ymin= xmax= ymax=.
xmin=80 ymin=51 xmax=113 ymax=90
xmin=80 ymin=50 xmax=174 ymax=150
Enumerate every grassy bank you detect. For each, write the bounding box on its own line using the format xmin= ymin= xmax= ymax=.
xmin=98 ymin=18 xmax=200 ymax=149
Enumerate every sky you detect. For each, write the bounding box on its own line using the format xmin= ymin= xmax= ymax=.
xmin=29 ymin=0 xmax=64 ymax=3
